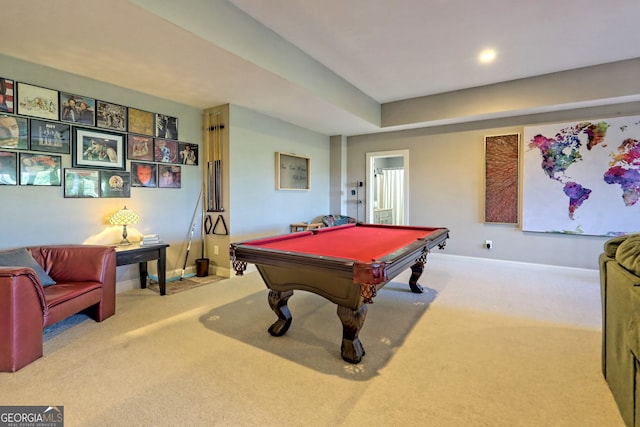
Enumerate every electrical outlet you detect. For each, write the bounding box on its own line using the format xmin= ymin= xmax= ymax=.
xmin=485 ymin=240 xmax=492 ymax=250
xmin=214 ymin=245 xmax=219 ymax=255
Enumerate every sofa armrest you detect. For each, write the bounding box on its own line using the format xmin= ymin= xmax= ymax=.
xmin=0 ymin=267 xmax=47 ymax=315
xmin=0 ymin=267 xmax=49 ymax=372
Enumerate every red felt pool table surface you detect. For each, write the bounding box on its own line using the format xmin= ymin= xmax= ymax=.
xmin=240 ymin=223 xmax=446 ymax=262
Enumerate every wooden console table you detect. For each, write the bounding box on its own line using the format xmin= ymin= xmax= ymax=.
xmin=115 ymin=243 xmax=169 ymax=295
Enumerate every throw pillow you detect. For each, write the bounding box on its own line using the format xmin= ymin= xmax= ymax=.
xmin=616 ymin=234 xmax=640 ymax=277
xmin=0 ymin=248 xmax=56 ymax=286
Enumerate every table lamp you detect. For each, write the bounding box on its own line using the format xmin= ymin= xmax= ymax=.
xmin=109 ymin=206 xmax=140 ymax=246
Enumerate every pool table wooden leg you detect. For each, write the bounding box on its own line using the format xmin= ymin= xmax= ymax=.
xmin=267 ymin=289 xmax=294 ymax=337
xmin=337 ymin=304 xmax=367 ymax=364
xmin=409 ymin=261 xmax=425 ymax=293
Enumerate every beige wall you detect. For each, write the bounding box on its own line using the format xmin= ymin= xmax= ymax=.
xmin=344 ymin=59 xmax=640 ymax=270
xmin=347 ymin=101 xmax=640 ymax=270
xmin=5 ymin=53 xmax=640 ymax=277
xmin=1 ymin=55 xmax=204 ymax=291
xmin=227 ymin=105 xmax=331 ymax=240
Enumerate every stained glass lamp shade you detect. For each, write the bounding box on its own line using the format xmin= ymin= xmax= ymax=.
xmin=109 ymin=206 xmax=140 ymax=246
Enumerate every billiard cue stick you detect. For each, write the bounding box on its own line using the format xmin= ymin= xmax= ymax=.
xmin=208 ymin=112 xmax=215 ymax=212
xmin=214 ymin=160 xmax=220 ymax=211
xmin=205 ymin=112 xmax=219 ymax=212
xmin=180 ymin=186 xmax=203 ymax=280
xmin=207 ymin=161 xmax=214 ymax=211
xmin=211 ymin=112 xmax=224 ymax=212
xmin=213 ymin=112 xmax=220 ymax=211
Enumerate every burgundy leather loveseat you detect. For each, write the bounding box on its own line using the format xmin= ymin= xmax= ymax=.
xmin=0 ymin=245 xmax=116 ymax=372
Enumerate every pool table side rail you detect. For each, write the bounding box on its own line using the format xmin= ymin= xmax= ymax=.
xmin=230 ymin=227 xmax=450 ymax=286
xmin=358 ymin=227 xmax=449 ymax=284
xmin=230 ymin=243 xmax=358 ymax=280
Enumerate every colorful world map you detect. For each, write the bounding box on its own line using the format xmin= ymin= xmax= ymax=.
xmin=523 ymin=116 xmax=640 ymax=236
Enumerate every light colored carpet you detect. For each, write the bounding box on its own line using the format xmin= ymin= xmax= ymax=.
xmin=147 ymin=275 xmax=225 ymax=295
xmin=0 ymin=254 xmax=624 ymax=426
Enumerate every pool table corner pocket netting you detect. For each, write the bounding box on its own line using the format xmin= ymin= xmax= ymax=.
xmin=230 ymin=223 xmax=449 ymax=364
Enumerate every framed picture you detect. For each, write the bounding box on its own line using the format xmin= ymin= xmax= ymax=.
xmin=0 ymin=77 xmax=15 ymax=113
xmin=158 ymin=164 xmax=181 ymax=188
xmin=484 ymin=134 xmax=519 ymax=224
xmin=155 ymin=114 xmax=178 ymax=140
xmin=154 ymin=138 xmax=178 ymax=163
xmin=178 ymin=142 xmax=198 ymax=165
xmin=60 ymin=92 xmax=95 ymax=126
xmin=0 ymin=151 xmax=17 ymax=185
xmin=130 ymin=161 xmax=157 ymax=188
xmin=16 ymin=82 xmax=58 ymax=120
xmin=0 ymin=114 xmax=29 ymax=150
xmin=275 ymin=152 xmax=310 ymax=190
xmin=128 ymin=107 xmax=154 ymax=136
xmin=127 ymin=134 xmax=153 ymax=161
xmin=96 ymin=100 xmax=127 ymax=131
xmin=100 ymin=170 xmax=131 ymax=198
xmin=29 ymin=119 xmax=70 ymax=154
xmin=64 ymin=168 xmax=100 ymax=198
xmin=73 ymin=127 xmax=125 ymax=170
xmin=523 ymin=115 xmax=640 ymax=236
xmin=19 ymin=153 xmax=62 ymax=186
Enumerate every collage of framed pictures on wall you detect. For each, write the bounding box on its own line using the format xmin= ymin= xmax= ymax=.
xmin=0 ymin=75 xmax=200 ymax=198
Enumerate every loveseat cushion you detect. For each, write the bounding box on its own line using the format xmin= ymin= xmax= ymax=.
xmin=616 ymin=234 xmax=640 ymax=276
xmin=0 ymin=248 xmax=56 ymax=286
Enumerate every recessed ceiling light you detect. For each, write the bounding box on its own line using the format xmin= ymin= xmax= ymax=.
xmin=479 ymin=49 xmax=496 ymax=64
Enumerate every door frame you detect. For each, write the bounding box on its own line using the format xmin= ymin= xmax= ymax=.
xmin=365 ymin=149 xmax=410 ymax=224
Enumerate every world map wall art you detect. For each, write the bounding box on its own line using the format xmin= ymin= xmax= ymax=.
xmin=523 ymin=115 xmax=640 ymax=237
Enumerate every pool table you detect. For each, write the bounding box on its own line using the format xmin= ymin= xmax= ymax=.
xmin=230 ymin=223 xmax=449 ymax=363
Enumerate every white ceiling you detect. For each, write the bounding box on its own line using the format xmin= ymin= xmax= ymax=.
xmin=1 ymin=0 xmax=639 ymax=136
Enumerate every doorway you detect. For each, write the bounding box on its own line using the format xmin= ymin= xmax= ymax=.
xmin=366 ymin=150 xmax=409 ymax=225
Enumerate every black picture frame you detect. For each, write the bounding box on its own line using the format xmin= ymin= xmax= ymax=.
xmin=178 ymin=142 xmax=198 ymax=165
xmin=100 ymin=170 xmax=131 ymax=198
xmin=64 ymin=168 xmax=100 ymax=198
xmin=19 ymin=153 xmax=62 ymax=186
xmin=96 ymin=100 xmax=127 ymax=131
xmin=130 ymin=161 xmax=157 ymax=188
xmin=154 ymin=138 xmax=178 ymax=163
xmin=0 ymin=77 xmax=14 ymax=113
xmin=127 ymin=134 xmax=154 ymax=161
xmin=155 ymin=113 xmax=178 ymax=140
xmin=16 ymin=82 xmax=59 ymax=120
xmin=29 ymin=119 xmax=70 ymax=154
xmin=0 ymin=114 xmax=29 ymax=150
xmin=0 ymin=150 xmax=17 ymax=185
xmin=72 ymin=127 xmax=125 ymax=170
xmin=158 ymin=164 xmax=181 ymax=188
xmin=60 ymin=92 xmax=95 ymax=126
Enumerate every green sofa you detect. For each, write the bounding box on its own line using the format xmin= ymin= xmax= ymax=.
xmin=600 ymin=234 xmax=640 ymax=426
